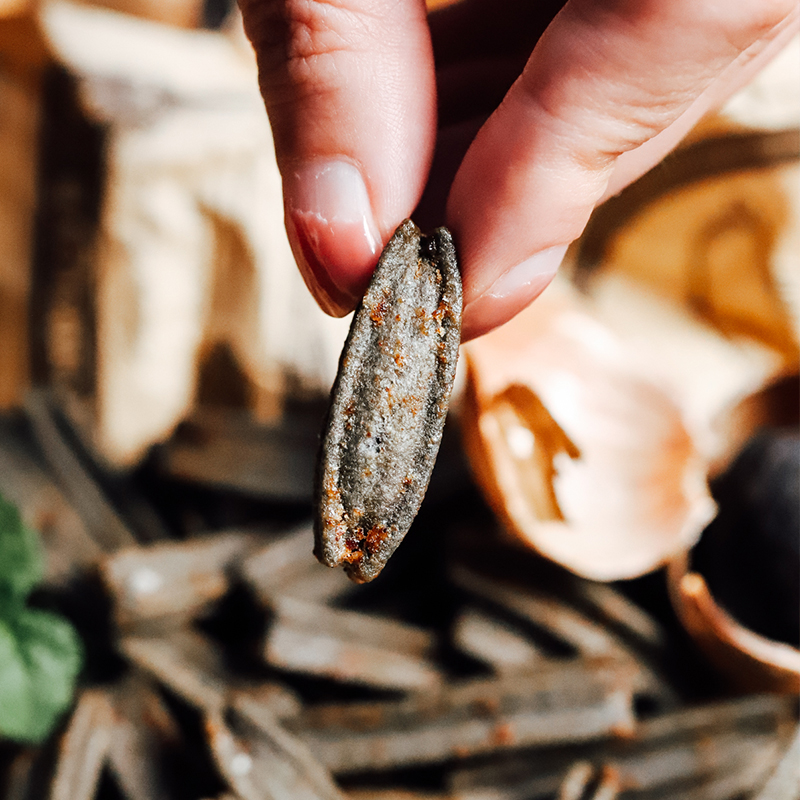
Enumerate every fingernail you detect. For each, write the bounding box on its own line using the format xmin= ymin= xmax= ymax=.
xmin=286 ymin=160 xmax=381 ymax=314
xmin=484 ymin=244 xmax=568 ymax=299
xmin=461 ymin=245 xmax=568 ymax=341
xmin=286 ymin=214 xmax=354 ymax=317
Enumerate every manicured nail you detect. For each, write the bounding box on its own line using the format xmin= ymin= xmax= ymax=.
xmin=484 ymin=244 xmax=568 ymax=299
xmin=286 ymin=160 xmax=381 ymax=315
xmin=461 ymin=245 xmax=568 ymax=341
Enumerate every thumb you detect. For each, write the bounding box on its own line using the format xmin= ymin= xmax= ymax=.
xmin=239 ymin=0 xmax=436 ymax=315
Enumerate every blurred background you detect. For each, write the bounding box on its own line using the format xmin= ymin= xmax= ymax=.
xmin=0 ymin=2 xmax=798 ymax=799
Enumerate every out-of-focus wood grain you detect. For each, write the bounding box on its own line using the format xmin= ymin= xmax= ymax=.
xmin=594 ymin=155 xmax=799 ymax=364
xmin=83 ymin=0 xmax=203 ymax=28
xmin=0 ymin=65 xmax=39 ymax=408
xmin=1 ymin=0 xmax=204 ymax=26
xmin=36 ymin=1 xmax=351 ymax=464
xmin=0 ymin=12 xmax=49 ymax=79
xmin=0 ymin=0 xmax=29 ymax=18
xmin=0 ymin=11 xmax=47 ymax=409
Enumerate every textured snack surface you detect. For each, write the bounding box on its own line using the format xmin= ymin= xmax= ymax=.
xmin=314 ymin=220 xmax=462 ymax=582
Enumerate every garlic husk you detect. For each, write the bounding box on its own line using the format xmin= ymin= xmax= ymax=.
xmin=462 ymin=283 xmax=716 ymax=581
xmin=668 ymin=557 xmax=800 ymax=694
xmin=587 ymin=275 xmax=787 ymax=476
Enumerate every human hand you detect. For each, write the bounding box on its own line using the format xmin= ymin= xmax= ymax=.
xmin=238 ymin=0 xmax=798 ymax=340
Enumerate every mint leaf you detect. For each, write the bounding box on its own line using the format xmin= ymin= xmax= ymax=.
xmin=0 ymin=609 xmax=83 ymax=743
xmin=0 ymin=492 xmax=44 ymax=602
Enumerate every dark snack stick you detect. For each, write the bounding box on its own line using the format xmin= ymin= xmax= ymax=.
xmin=315 ymin=220 xmax=462 ymax=582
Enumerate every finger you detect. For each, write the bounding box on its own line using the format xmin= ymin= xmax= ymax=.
xmin=601 ymin=24 xmax=800 ymax=200
xmin=240 ymin=0 xmax=436 ymax=315
xmin=446 ymin=0 xmax=799 ymax=340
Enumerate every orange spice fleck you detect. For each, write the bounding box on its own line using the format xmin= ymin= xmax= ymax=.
xmin=370 ymin=298 xmax=388 ymax=325
xmin=343 ymin=534 xmax=364 ymax=563
xmin=433 ymin=299 xmax=449 ymax=322
xmin=364 ymin=525 xmax=389 ymax=555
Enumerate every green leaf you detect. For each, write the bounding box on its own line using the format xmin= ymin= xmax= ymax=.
xmin=0 ymin=492 xmax=83 ymax=743
xmin=0 ymin=609 xmax=83 ymax=743
xmin=0 ymin=621 xmax=30 ymax=738
xmin=0 ymin=492 xmax=44 ymax=601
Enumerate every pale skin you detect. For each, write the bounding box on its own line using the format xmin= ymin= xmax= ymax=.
xmin=238 ymin=0 xmax=799 ymax=340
